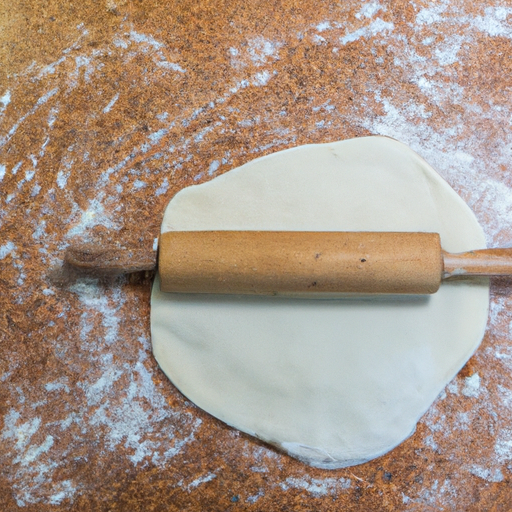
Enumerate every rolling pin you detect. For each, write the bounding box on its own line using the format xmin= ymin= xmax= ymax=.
xmin=65 ymin=231 xmax=512 ymax=295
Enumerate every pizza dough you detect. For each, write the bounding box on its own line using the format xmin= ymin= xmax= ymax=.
xmin=150 ymin=136 xmax=489 ymax=468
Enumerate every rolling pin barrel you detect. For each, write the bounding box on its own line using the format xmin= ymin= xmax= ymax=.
xmin=158 ymin=231 xmax=443 ymax=295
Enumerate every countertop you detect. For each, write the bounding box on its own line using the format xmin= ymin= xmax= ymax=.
xmin=1 ymin=0 xmax=512 ymax=510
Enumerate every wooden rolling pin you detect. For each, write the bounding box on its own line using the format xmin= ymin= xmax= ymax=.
xmin=65 ymin=231 xmax=512 ymax=295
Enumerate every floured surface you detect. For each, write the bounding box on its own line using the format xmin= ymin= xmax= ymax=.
xmin=3 ymin=0 xmax=512 ymax=508
xmin=151 ymin=136 xmax=489 ymax=468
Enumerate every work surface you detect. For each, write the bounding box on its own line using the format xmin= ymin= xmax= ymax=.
xmin=1 ymin=1 xmax=512 ymax=510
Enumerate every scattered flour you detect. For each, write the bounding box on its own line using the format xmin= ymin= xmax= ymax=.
xmin=185 ymin=472 xmax=217 ymax=491
xmin=247 ymin=37 xmax=282 ymax=65
xmin=103 ymin=93 xmax=119 ymax=114
xmin=468 ymin=465 xmax=504 ymax=483
xmin=0 ymin=90 xmax=11 ymax=109
xmin=4 ymin=1 xmax=512 ymax=507
xmin=340 ymin=18 xmax=394 ymax=45
xmin=280 ymin=476 xmax=352 ymax=497
xmin=0 ymin=241 xmax=15 ymax=259
xmin=356 ymin=2 xmax=384 ymax=20
xmin=66 ymin=192 xmax=121 ymax=237
xmin=462 ymin=373 xmax=481 ymax=398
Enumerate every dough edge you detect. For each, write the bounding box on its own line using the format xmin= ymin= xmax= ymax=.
xmin=151 ymin=136 xmax=489 ymax=468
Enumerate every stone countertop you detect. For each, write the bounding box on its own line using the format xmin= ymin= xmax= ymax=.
xmin=1 ymin=1 xmax=512 ymax=510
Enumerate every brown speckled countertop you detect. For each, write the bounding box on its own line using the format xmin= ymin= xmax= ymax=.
xmin=2 ymin=1 xmax=512 ymax=510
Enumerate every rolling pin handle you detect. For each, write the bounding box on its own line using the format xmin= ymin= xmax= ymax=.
xmin=442 ymin=247 xmax=512 ymax=278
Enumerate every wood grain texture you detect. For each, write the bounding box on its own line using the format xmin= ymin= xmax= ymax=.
xmin=159 ymin=231 xmax=443 ymax=294
xmin=1 ymin=0 xmax=512 ymax=510
xmin=444 ymin=248 xmax=512 ymax=278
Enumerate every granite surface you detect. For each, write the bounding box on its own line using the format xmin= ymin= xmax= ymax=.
xmin=2 ymin=0 xmax=512 ymax=510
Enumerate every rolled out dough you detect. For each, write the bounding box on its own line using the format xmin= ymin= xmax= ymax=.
xmin=151 ymin=136 xmax=489 ymax=468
